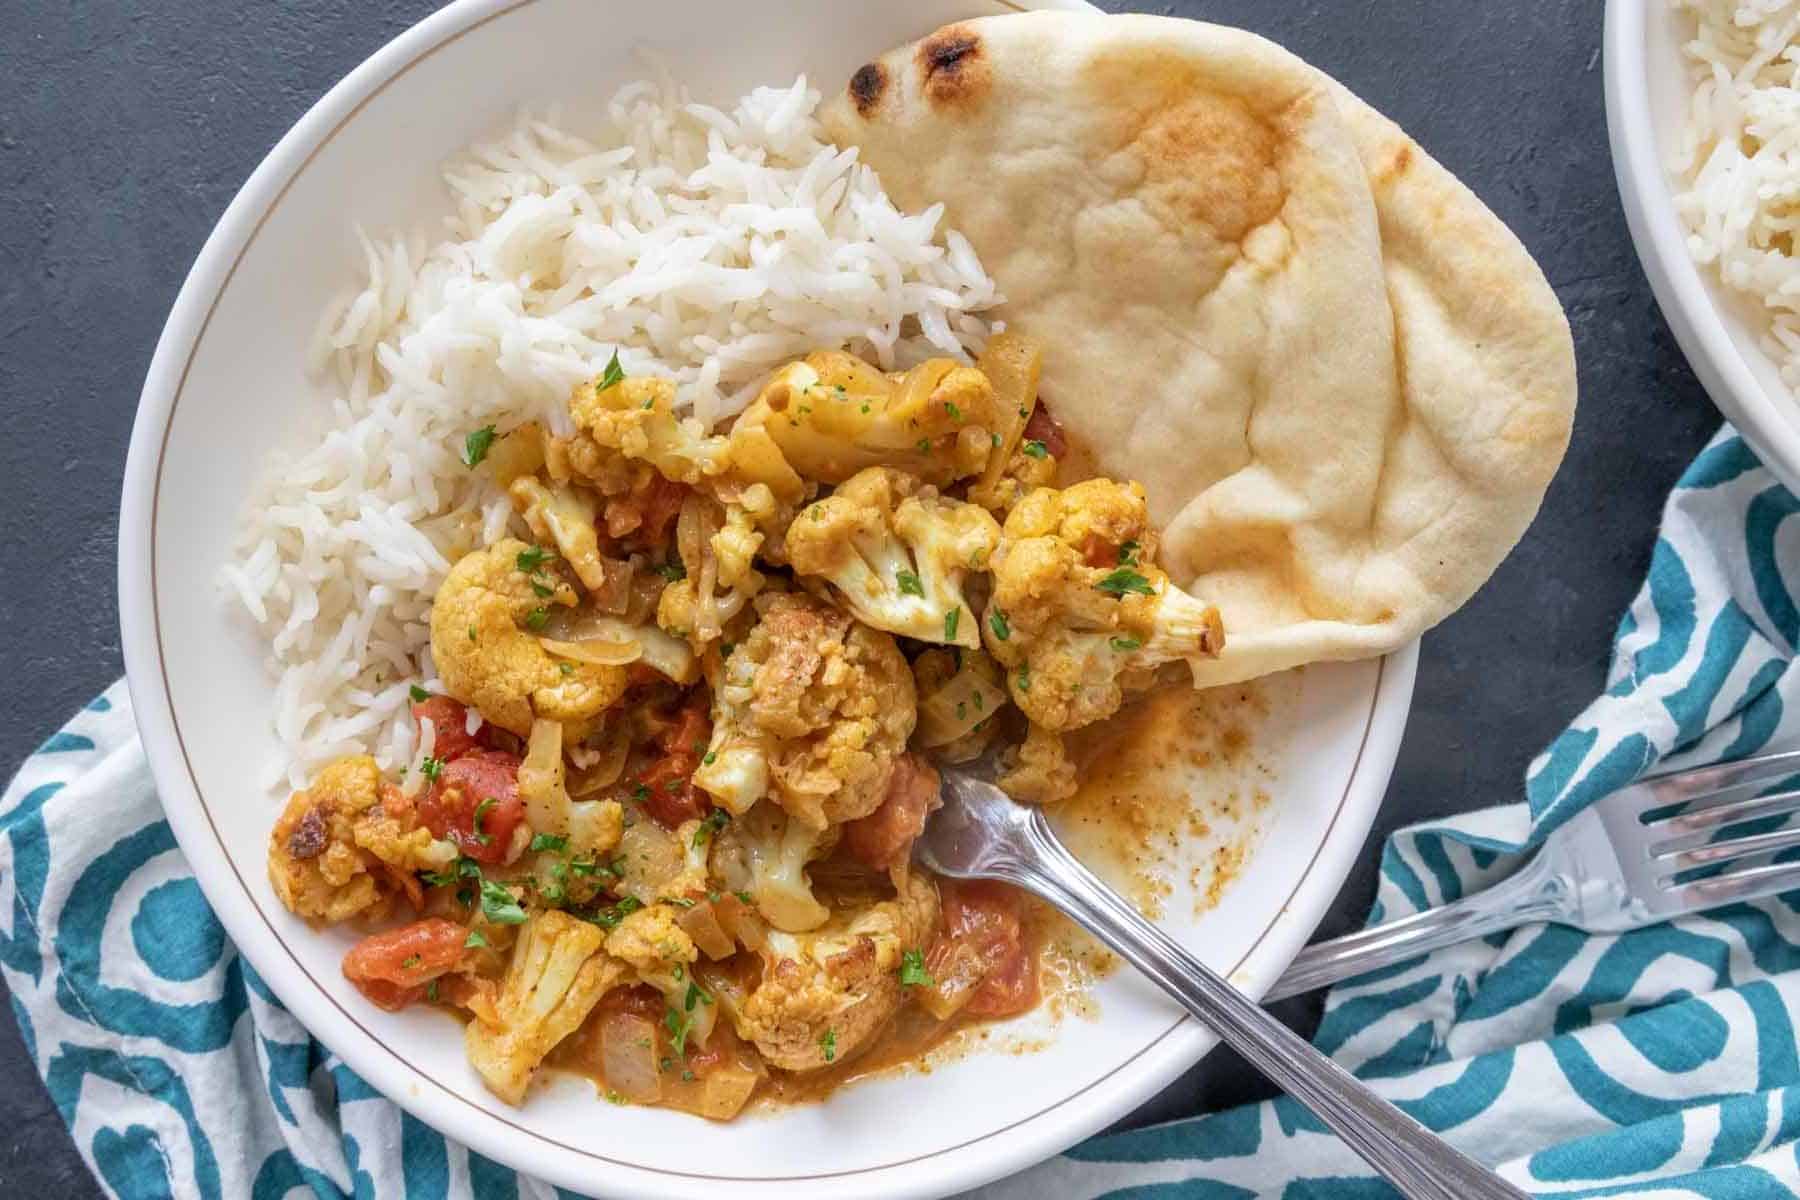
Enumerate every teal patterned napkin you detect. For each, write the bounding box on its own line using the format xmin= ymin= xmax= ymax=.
xmin=7 ymin=426 xmax=1800 ymax=1199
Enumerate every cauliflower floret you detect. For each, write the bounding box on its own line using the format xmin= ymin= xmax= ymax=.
xmin=268 ymin=756 xmax=454 ymax=924
xmin=965 ymin=331 xmax=1054 ymax=515
xmin=604 ymin=904 xmax=716 ymax=1049
xmin=998 ymin=725 xmax=1078 ymax=805
xmin=911 ymin=647 xmax=1010 ymax=762
xmin=735 ymin=351 xmax=1002 ymax=487
xmin=507 ymin=476 xmax=608 ymax=593
xmin=568 ymin=371 xmax=806 ymax=526
xmin=787 ymin=467 xmax=998 ymax=648
xmin=693 ymin=593 xmax=916 ymax=829
xmin=736 ymin=874 xmax=939 ymax=1071
xmin=465 ymin=910 xmax=630 ymax=1105
xmin=982 ymin=481 xmax=1224 ymax=731
xmin=429 ymin=539 xmax=629 ymax=737
xmin=708 ymin=802 xmax=837 ymax=932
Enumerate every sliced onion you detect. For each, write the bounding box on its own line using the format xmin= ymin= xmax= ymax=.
xmin=401 ymin=716 xmax=437 ymax=799
xmin=677 ymin=900 xmax=736 ymax=961
xmin=600 ymin=1012 xmax=663 ymax=1103
xmin=541 ymin=610 xmax=696 ymax=683
xmin=590 ymin=558 xmax=636 ymax=615
xmin=538 ymin=636 xmax=643 ymax=667
xmin=917 ymin=665 xmax=1010 ymax=747
xmin=568 ymin=725 xmax=630 ymax=797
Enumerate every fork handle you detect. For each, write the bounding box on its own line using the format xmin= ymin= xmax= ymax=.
xmin=1009 ymin=812 xmax=1528 ymax=1200
xmin=1266 ymin=848 xmax=1566 ymax=1003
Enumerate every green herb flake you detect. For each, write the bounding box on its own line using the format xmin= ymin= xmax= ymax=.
xmin=426 ymin=980 xmax=440 ymax=1002
xmin=665 ymin=1004 xmax=694 ymax=1057
xmin=653 ymin=559 xmax=687 ymax=582
xmin=735 ymin=890 xmax=753 ymax=905
xmin=605 ymin=1089 xmax=628 ymax=1106
xmin=1117 ymin=539 xmax=1140 ymax=566
xmin=1017 ymin=663 xmax=1031 ymax=693
xmin=916 ymin=437 xmax=932 ymax=454
xmin=702 ymin=750 xmax=717 ymax=765
xmin=1021 ymin=439 xmax=1048 ymax=459
xmin=896 ymin=568 xmax=925 ymax=597
xmin=530 ymin=580 xmax=553 ymax=598
xmin=529 ymin=833 xmax=569 ymax=854
xmin=684 ymin=980 xmax=713 ymax=1012
xmin=409 ymin=684 xmax=431 ymax=703
xmin=820 ymin=1028 xmax=837 ymax=1063
xmin=467 ymin=625 xmax=477 ymax=643
xmin=944 ymin=607 xmax=961 ymax=642
xmin=471 ymin=797 xmax=497 ymax=846
xmin=559 ymin=661 xmax=574 ymax=675
xmin=632 ymin=783 xmax=650 ymax=804
xmin=899 ymin=948 xmax=934 ymax=988
xmin=944 ymin=400 xmax=962 ymax=421
xmin=693 ymin=808 xmax=730 ymax=848
xmin=461 ymin=425 xmax=497 ymax=468
xmin=516 ymin=545 xmax=554 ymax=573
xmin=419 ymin=757 xmax=444 ymax=784
xmin=524 ymin=606 xmax=549 ymax=631
xmin=465 ymin=928 xmax=489 ymax=949
xmin=1110 ymin=636 xmax=1142 ymax=652
xmin=401 ymin=954 xmax=421 ymax=969
xmin=989 ymin=608 xmax=1011 ymax=641
xmin=478 ymin=879 xmax=527 ymax=925
xmin=599 ymin=349 xmax=626 ymax=391
xmin=1096 ymin=568 xmax=1155 ymax=597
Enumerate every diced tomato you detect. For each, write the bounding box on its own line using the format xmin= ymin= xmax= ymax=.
xmin=636 ymin=699 xmax=712 ymax=828
xmin=928 ymin=879 xmax=1039 ymax=1019
xmin=411 ymin=696 xmax=484 ymax=762
xmin=342 ymin=918 xmax=469 ymax=1011
xmin=1022 ymin=402 xmax=1068 ymax=460
xmin=419 ymin=749 xmax=525 ymax=864
xmin=844 ymin=755 xmax=940 ymax=871
xmin=1080 ymin=533 xmax=1120 ymax=569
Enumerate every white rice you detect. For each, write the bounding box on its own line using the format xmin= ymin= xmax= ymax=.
xmin=1672 ymin=0 xmax=1800 ymax=385
xmin=221 ymin=71 xmax=1001 ymax=792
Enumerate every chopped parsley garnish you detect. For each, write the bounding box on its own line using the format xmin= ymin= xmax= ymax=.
xmin=896 ymin=568 xmax=924 ymax=597
xmin=685 ymin=980 xmax=713 ymax=1011
xmin=516 ymin=545 xmax=554 ymax=573
xmin=467 ymin=626 xmax=477 ymax=643
xmin=720 ymin=641 xmax=736 ymax=658
xmin=989 ymin=608 xmax=1010 ymax=641
xmin=426 ymin=980 xmax=440 ymax=1002
xmin=419 ymin=756 xmax=444 ymax=784
xmin=605 ymin=1089 xmax=627 ymax=1106
xmin=1021 ymin=439 xmax=1048 ymax=459
xmin=461 ymin=425 xmax=497 ymax=467
xmin=1110 ymin=636 xmax=1142 ymax=652
xmin=642 ymin=396 xmax=655 ymax=410
xmin=693 ymin=808 xmax=730 ymax=848
xmin=734 ymin=890 xmax=753 ymax=904
xmin=465 ymin=928 xmax=489 ymax=950
xmin=588 ymin=895 xmax=643 ymax=929
xmin=653 ymin=559 xmax=687 ymax=582
xmin=944 ymin=607 xmax=961 ymax=642
xmin=409 ymin=684 xmax=430 ymax=703
xmin=820 ymin=1028 xmax=837 ymax=1062
xmin=973 ymin=689 xmax=985 ymax=712
xmin=991 ymin=432 xmax=1002 ymax=447
xmin=559 ymin=662 xmax=573 ymax=675
xmin=702 ymin=750 xmax=717 ymax=765
xmin=944 ymin=400 xmax=962 ymax=421
xmin=916 ymin=437 xmax=932 ymax=454
xmin=599 ymin=349 xmax=626 ymax=391
xmin=471 ymin=797 xmax=497 ymax=846
xmin=530 ymin=580 xmax=553 ymax=598
xmin=632 ymin=783 xmax=650 ymax=804
xmin=899 ymin=948 xmax=934 ymax=988
xmin=530 ymin=832 xmax=569 ymax=854
xmin=478 ymin=879 xmax=527 ymax=925
xmin=401 ymin=954 xmax=421 ymax=969
xmin=1096 ymin=568 xmax=1155 ymax=597
xmin=524 ymin=606 xmax=549 ymax=631
xmin=661 ymin=895 xmax=696 ymax=908
xmin=1117 ymin=539 xmax=1140 ymax=566
xmin=665 ymin=1005 xmax=695 ymax=1057
xmin=1017 ymin=663 xmax=1031 ymax=692
xmin=421 ymin=856 xmax=482 ymax=888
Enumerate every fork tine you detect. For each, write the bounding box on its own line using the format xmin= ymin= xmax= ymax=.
xmin=1654 ymin=823 xmax=1800 ymax=876
xmin=1667 ymin=858 xmax=1800 ymax=910
xmin=1631 ymin=750 xmax=1800 ymax=809
xmin=1636 ymin=785 xmax=1800 ymax=837
xmin=1646 ymin=789 xmax=1800 ymax=852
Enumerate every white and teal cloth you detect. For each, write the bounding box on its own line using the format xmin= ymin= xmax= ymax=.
xmin=8 ymin=426 xmax=1800 ymax=1199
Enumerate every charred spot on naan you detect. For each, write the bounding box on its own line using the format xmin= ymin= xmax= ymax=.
xmin=849 ymin=61 xmax=887 ymax=117
xmin=916 ymin=24 xmax=990 ymax=108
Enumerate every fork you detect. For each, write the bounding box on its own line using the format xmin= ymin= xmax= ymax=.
xmin=919 ymin=766 xmax=1528 ymax=1200
xmin=1269 ymin=749 xmax=1800 ymax=1002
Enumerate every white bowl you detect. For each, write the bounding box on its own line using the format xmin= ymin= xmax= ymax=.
xmin=116 ymin=1 xmax=1417 ymax=1196
xmin=1607 ymin=0 xmax=1800 ymax=491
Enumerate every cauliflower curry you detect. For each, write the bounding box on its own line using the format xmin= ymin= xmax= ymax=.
xmin=266 ymin=332 xmax=1225 ymax=1119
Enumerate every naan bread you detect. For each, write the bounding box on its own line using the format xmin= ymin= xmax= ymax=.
xmin=823 ymin=12 xmax=1574 ymax=686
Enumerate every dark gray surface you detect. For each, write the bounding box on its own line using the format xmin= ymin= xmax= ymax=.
xmin=0 ymin=0 xmax=1716 ymax=1194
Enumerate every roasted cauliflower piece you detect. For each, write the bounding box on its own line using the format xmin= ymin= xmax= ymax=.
xmin=709 ymin=801 xmax=836 ymax=933
xmin=997 ymin=725 xmax=1078 ymax=805
xmin=692 ymin=593 xmax=916 ymax=829
xmin=604 ymin=905 xmax=716 ymax=1048
xmin=567 ymin=369 xmax=806 ymax=529
xmin=965 ymin=331 xmax=1054 ymax=515
xmin=787 ymin=467 xmax=999 ymax=648
xmin=465 ymin=910 xmax=629 ymax=1105
xmin=982 ymin=480 xmax=1224 ymax=731
xmin=737 ymin=873 xmax=939 ymax=1071
xmin=735 ymin=351 xmax=1001 ymax=487
xmin=429 ymin=538 xmax=629 ymax=737
xmin=507 ymin=476 xmax=608 ymax=593
xmin=656 ymin=494 xmax=765 ymax=647
xmin=268 ymin=755 xmax=454 ymax=923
